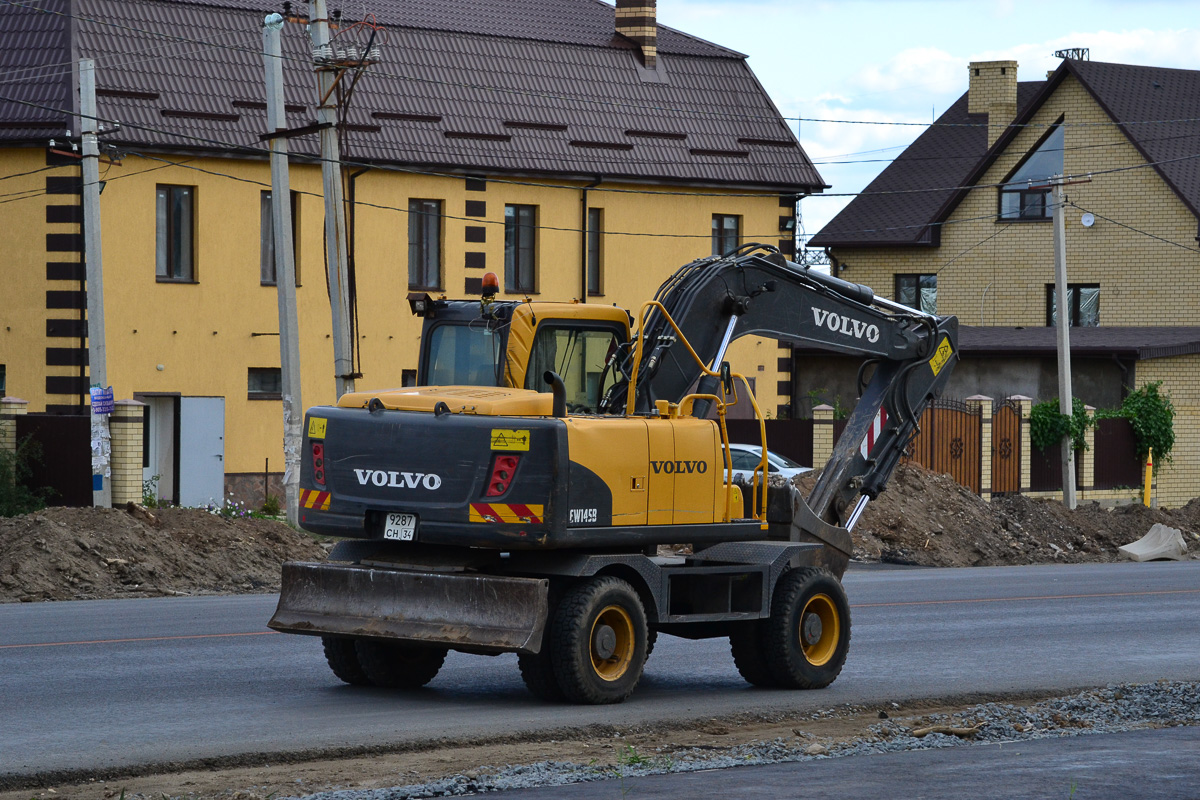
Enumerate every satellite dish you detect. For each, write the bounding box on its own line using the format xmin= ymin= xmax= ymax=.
xmin=1080 ymin=212 xmax=1095 ymax=228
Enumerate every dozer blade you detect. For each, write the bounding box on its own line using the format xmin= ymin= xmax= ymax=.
xmin=268 ymin=562 xmax=549 ymax=654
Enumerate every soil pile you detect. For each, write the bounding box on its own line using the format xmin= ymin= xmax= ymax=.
xmin=0 ymin=506 xmax=325 ymax=603
xmin=796 ymin=462 xmax=1200 ymax=567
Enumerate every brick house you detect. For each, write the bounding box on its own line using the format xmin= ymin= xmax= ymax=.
xmin=0 ymin=0 xmax=823 ymax=506
xmin=807 ymin=57 xmax=1200 ymax=506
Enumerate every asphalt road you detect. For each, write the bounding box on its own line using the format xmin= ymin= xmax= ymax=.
xmin=2 ymin=561 xmax=1198 ymax=779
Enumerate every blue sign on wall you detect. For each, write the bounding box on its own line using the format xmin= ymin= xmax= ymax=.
xmin=90 ymin=386 xmax=115 ymax=415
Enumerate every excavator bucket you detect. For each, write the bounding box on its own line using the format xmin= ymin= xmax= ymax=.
xmin=268 ymin=562 xmax=550 ymax=654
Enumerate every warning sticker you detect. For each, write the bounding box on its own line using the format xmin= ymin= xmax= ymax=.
xmin=929 ymin=336 xmax=954 ymax=377
xmin=308 ymin=417 xmax=328 ymax=439
xmin=491 ymin=429 xmax=530 ymax=451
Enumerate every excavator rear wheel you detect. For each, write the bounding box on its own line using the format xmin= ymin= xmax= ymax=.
xmin=517 ymin=648 xmax=566 ymax=702
xmin=322 ymin=636 xmax=372 ymax=686
xmin=550 ymin=576 xmax=648 ymax=704
xmin=354 ymin=640 xmax=448 ymax=689
xmin=729 ymin=622 xmax=778 ymax=687
xmin=764 ymin=567 xmax=851 ymax=689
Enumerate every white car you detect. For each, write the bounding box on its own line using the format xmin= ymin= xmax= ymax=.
xmin=725 ymin=443 xmax=813 ymax=482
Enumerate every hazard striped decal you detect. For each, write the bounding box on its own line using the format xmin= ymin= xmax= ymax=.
xmin=469 ymin=503 xmax=544 ymax=524
xmin=300 ymin=489 xmax=331 ymax=511
xmin=860 ymin=407 xmax=888 ymax=459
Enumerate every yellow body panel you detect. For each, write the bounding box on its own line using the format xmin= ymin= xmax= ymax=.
xmin=665 ymin=417 xmax=723 ymax=524
xmin=338 ymin=385 xmax=553 ymax=417
xmin=646 ymin=421 xmax=674 ymax=524
xmin=565 ymin=417 xmax=649 ymax=526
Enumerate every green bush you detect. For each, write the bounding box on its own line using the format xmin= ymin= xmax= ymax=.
xmin=1030 ymin=397 xmax=1091 ymax=453
xmin=261 ymin=493 xmax=282 ymax=516
xmin=1118 ymin=382 xmax=1175 ymax=464
xmin=0 ymin=432 xmax=49 ymax=517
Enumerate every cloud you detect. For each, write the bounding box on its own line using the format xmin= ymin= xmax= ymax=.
xmin=854 ymin=47 xmax=965 ymax=97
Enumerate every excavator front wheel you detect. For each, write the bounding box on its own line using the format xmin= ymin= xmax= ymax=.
xmin=550 ymin=576 xmax=648 ymax=704
xmin=322 ymin=635 xmax=372 ymax=686
xmin=764 ymin=567 xmax=851 ymax=689
xmin=354 ymin=640 xmax=448 ymax=689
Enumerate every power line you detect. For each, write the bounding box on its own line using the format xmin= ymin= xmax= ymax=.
xmin=1067 ymin=202 xmax=1200 ymax=254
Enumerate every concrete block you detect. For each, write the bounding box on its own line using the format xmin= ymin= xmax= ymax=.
xmin=1118 ymin=523 xmax=1188 ymax=562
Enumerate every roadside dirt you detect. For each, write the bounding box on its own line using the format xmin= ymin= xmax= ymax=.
xmin=0 ymin=505 xmax=325 ymax=603
xmin=0 ymin=692 xmax=1058 ymax=800
xmin=796 ymin=462 xmax=1199 ymax=568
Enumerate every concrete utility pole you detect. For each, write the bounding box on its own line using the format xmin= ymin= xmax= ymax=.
xmin=263 ymin=14 xmax=303 ymax=526
xmin=1051 ymin=177 xmax=1077 ymax=510
xmin=309 ymin=0 xmax=355 ymax=398
xmin=80 ymin=58 xmax=111 ymax=508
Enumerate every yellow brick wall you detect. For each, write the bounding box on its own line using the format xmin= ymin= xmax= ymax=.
xmin=1131 ymin=356 xmax=1200 ymax=508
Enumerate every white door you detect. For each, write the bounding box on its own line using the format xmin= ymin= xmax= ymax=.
xmin=141 ymin=396 xmax=177 ymax=504
xmin=179 ymin=396 xmax=225 ymax=507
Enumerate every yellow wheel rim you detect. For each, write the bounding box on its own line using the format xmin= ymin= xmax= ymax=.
xmin=799 ymin=593 xmax=840 ymax=667
xmin=589 ymin=605 xmax=635 ymax=681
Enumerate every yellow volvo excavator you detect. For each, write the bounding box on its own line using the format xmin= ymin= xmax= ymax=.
xmin=269 ymin=244 xmax=959 ymax=704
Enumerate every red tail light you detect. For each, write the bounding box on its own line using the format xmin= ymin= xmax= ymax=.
xmin=485 ymin=454 xmax=520 ymax=497
xmin=312 ymin=442 xmax=326 ymax=486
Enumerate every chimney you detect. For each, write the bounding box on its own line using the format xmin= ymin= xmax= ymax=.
xmin=968 ymin=60 xmax=1018 ymax=147
xmin=616 ymin=0 xmax=657 ymax=69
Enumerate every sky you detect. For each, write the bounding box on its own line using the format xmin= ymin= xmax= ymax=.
xmin=654 ymin=0 xmax=1200 ymax=244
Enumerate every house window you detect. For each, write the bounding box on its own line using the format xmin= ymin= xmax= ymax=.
xmin=248 ymin=367 xmax=282 ymax=399
xmin=999 ymin=124 xmax=1063 ymax=220
xmin=0 ymin=363 xmax=5 ymax=398
xmin=408 ymin=199 xmax=442 ymax=290
xmin=896 ymin=273 xmax=937 ymax=314
xmin=156 ymin=185 xmax=194 ymax=281
xmin=505 ymin=204 xmax=537 ymax=293
xmin=1047 ymin=284 xmax=1099 ymax=327
xmin=260 ymin=190 xmax=300 ymax=286
xmin=712 ymin=214 xmax=740 ymax=256
xmin=587 ymin=207 xmax=603 ymax=295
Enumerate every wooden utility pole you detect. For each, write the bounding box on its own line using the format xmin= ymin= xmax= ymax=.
xmin=263 ymin=14 xmax=303 ymax=526
xmin=309 ymin=0 xmax=355 ymax=398
xmin=80 ymin=58 xmax=111 ymax=508
xmin=1051 ymin=177 xmax=1077 ymax=509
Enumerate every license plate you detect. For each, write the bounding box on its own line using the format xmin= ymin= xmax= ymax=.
xmin=383 ymin=512 xmax=417 ymax=541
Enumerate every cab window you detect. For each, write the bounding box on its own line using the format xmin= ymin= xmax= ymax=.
xmin=425 ymin=323 xmax=503 ymax=386
xmin=524 ymin=324 xmax=622 ymax=412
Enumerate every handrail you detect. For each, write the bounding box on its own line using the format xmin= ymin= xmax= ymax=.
xmin=627 ymin=301 xmax=769 ymax=529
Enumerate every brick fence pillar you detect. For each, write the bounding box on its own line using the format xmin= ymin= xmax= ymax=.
xmin=1009 ymin=395 xmax=1033 ymax=493
xmin=966 ymin=395 xmax=993 ymax=502
xmin=812 ymin=404 xmax=834 ymax=467
xmin=1 ymin=397 xmax=29 ymax=455
xmin=1078 ymin=405 xmax=1096 ymax=499
xmin=109 ymin=399 xmax=146 ymax=506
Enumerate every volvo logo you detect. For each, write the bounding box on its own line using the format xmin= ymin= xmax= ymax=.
xmin=650 ymin=460 xmax=708 ymax=475
xmin=812 ymin=308 xmax=880 ymax=343
xmin=354 ymin=469 xmax=442 ymax=490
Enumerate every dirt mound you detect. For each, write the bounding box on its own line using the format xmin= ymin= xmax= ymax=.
xmin=0 ymin=506 xmax=326 ymax=603
xmin=797 ymin=463 xmax=1200 ymax=567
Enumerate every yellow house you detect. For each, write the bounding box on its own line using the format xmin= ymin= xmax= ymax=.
xmin=810 ymin=56 xmax=1200 ymax=506
xmin=0 ymin=0 xmax=824 ymax=505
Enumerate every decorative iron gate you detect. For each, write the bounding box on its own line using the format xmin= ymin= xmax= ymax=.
xmin=903 ymin=400 xmax=982 ymax=494
xmin=991 ymin=399 xmax=1022 ymax=495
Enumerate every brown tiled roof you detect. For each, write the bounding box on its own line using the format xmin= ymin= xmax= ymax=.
xmin=958 ymin=326 xmax=1200 ymax=361
xmin=0 ymin=0 xmax=823 ymax=192
xmin=812 ymin=59 xmax=1200 ymax=247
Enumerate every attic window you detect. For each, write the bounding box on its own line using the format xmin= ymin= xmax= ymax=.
xmin=625 ymin=129 xmax=687 ymax=140
xmin=444 ymin=131 xmax=512 ymax=142
xmin=97 ymin=88 xmax=159 ymax=101
xmin=689 ymin=148 xmax=749 ymax=158
xmin=570 ymin=140 xmax=635 ymax=151
xmin=160 ymin=109 xmax=240 ymax=122
xmin=737 ymin=138 xmax=796 ymax=148
xmin=504 ymin=120 xmax=569 ymax=131
xmin=373 ymin=111 xmax=442 ymax=123
xmin=232 ymin=100 xmax=306 ymax=113
xmin=999 ymin=124 xmax=1064 ymax=220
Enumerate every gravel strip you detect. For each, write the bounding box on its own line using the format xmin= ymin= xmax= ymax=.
xmin=285 ymin=681 xmax=1200 ymax=800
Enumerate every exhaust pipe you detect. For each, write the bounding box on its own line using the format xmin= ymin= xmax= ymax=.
xmin=544 ymin=371 xmax=566 ymax=417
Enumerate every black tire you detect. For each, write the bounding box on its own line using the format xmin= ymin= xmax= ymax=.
xmin=645 ymin=627 xmax=658 ymax=662
xmin=517 ymin=647 xmax=566 ymax=702
xmin=550 ymin=576 xmax=648 ymax=705
xmin=353 ymin=640 xmax=447 ymax=689
xmin=729 ymin=622 xmax=778 ymax=687
xmin=322 ymin=636 xmax=372 ymax=686
xmin=763 ymin=567 xmax=851 ymax=689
